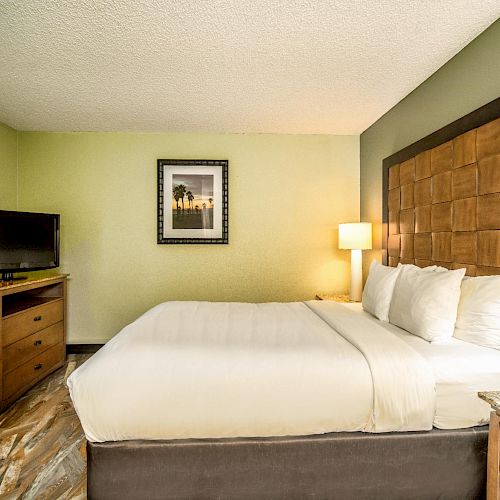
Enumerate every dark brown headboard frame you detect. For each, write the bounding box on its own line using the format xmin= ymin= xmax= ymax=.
xmin=382 ymin=97 xmax=500 ymax=267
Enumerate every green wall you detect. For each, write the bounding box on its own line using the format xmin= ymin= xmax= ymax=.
xmin=18 ymin=132 xmax=359 ymax=342
xmin=0 ymin=123 xmax=18 ymax=210
xmin=360 ymin=18 xmax=500 ymax=275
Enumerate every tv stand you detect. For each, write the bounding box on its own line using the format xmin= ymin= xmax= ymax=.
xmin=0 ymin=274 xmax=68 ymax=411
xmin=1 ymin=272 xmax=27 ymax=282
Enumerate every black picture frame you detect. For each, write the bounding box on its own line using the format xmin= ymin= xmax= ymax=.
xmin=157 ymin=159 xmax=228 ymax=244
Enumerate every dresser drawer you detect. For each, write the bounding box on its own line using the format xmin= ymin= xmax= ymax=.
xmin=3 ymin=342 xmax=65 ymax=400
xmin=3 ymin=322 xmax=64 ymax=374
xmin=2 ymin=299 xmax=64 ymax=347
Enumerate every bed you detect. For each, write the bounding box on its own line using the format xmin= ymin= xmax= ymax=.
xmin=70 ymin=99 xmax=500 ymax=499
xmin=70 ymin=300 xmax=499 ymax=499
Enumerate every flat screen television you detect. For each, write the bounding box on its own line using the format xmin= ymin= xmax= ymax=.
xmin=0 ymin=210 xmax=60 ymax=281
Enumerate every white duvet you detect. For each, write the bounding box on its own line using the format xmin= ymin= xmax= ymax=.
xmin=68 ymin=301 xmax=440 ymax=443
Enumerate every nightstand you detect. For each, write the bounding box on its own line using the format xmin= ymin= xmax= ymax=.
xmin=478 ymin=391 xmax=500 ymax=500
xmin=315 ymin=294 xmax=357 ymax=303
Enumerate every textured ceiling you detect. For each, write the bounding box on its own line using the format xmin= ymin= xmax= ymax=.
xmin=0 ymin=1 xmax=499 ymax=134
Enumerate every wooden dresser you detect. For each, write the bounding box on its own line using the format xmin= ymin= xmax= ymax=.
xmin=0 ymin=274 xmax=67 ymax=411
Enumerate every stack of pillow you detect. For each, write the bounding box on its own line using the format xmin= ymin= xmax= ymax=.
xmin=362 ymin=260 xmax=500 ymax=349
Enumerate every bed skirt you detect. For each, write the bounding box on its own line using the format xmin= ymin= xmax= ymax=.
xmin=87 ymin=426 xmax=488 ymax=500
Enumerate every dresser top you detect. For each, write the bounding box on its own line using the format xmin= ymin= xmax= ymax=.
xmin=478 ymin=391 xmax=500 ymax=411
xmin=0 ymin=274 xmax=69 ymax=292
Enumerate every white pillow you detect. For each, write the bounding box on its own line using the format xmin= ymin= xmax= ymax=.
xmin=397 ymin=263 xmax=447 ymax=273
xmin=454 ymin=276 xmax=500 ymax=350
xmin=362 ymin=261 xmax=401 ymax=321
xmin=389 ymin=265 xmax=466 ymax=342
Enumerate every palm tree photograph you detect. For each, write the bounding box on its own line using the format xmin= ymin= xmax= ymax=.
xmin=172 ymin=174 xmax=214 ymax=229
xmin=158 ymin=159 xmax=228 ymax=244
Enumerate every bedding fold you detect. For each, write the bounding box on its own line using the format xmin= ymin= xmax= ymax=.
xmin=306 ymin=301 xmax=436 ymax=432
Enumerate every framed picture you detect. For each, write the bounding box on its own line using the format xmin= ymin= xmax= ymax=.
xmin=157 ymin=159 xmax=228 ymax=244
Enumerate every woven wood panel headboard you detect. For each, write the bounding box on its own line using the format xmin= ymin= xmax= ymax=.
xmin=382 ymin=98 xmax=500 ymax=276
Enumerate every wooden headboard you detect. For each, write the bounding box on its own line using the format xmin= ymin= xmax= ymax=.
xmin=382 ymin=98 xmax=500 ymax=276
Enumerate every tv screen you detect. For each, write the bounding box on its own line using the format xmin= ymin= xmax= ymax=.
xmin=0 ymin=210 xmax=60 ymax=274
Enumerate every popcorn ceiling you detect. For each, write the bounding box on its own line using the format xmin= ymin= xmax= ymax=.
xmin=0 ymin=0 xmax=498 ymax=134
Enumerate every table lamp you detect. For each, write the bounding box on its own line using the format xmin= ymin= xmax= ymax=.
xmin=338 ymin=222 xmax=372 ymax=302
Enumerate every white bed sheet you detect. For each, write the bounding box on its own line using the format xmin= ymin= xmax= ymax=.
xmin=67 ymin=300 xmax=498 ymax=443
xmin=68 ymin=300 xmax=435 ymax=443
xmin=342 ymin=303 xmax=500 ymax=429
xmin=68 ymin=302 xmax=374 ymax=442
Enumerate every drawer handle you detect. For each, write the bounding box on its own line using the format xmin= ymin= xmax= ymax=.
xmin=33 ymin=315 xmax=42 ymax=322
xmin=34 ymin=363 xmax=43 ymax=370
xmin=34 ymin=339 xmax=42 ymax=346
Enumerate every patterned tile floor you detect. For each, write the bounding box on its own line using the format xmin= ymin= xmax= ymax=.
xmin=0 ymin=354 xmax=90 ymax=499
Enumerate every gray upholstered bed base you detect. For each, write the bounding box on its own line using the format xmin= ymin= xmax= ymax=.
xmin=87 ymin=426 xmax=488 ymax=499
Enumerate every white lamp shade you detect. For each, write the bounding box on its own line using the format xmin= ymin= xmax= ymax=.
xmin=338 ymin=222 xmax=372 ymax=250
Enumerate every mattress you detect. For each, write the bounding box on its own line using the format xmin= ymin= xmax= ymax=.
xmin=67 ymin=300 xmax=499 ymax=443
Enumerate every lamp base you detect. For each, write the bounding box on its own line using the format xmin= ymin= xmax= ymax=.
xmin=350 ymin=249 xmax=362 ymax=302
